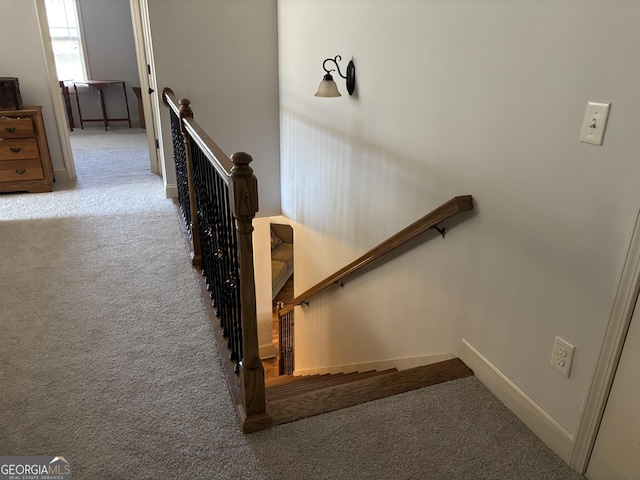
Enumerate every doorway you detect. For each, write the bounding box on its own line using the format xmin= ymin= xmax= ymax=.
xmin=37 ymin=0 xmax=160 ymax=180
xmin=570 ymin=196 xmax=640 ymax=474
xmin=586 ymin=292 xmax=640 ymax=479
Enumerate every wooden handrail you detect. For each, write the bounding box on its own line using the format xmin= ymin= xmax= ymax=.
xmin=162 ymin=87 xmax=180 ymax=115
xmin=279 ymin=195 xmax=473 ymax=316
xmin=163 ymin=88 xmax=235 ymax=181
xmin=182 ymin=118 xmax=235 ymax=182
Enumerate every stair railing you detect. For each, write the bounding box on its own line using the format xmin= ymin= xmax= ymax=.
xmin=164 ymin=91 xmax=200 ymax=265
xmin=163 ymin=88 xmax=272 ymax=433
xmin=277 ymin=195 xmax=474 ymax=374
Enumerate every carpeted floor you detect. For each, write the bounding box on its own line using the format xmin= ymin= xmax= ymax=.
xmin=0 ymin=127 xmax=584 ymax=479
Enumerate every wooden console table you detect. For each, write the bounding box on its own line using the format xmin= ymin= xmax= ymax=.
xmin=73 ymin=80 xmax=132 ymax=130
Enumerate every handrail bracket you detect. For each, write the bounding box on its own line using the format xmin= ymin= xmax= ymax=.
xmin=431 ymin=225 xmax=447 ymax=238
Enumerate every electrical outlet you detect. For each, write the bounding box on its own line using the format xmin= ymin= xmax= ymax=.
xmin=550 ymin=336 xmax=575 ymax=377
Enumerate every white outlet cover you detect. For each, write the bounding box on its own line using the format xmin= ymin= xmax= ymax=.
xmin=551 ymin=336 xmax=575 ymax=377
xmin=579 ymin=101 xmax=611 ymax=146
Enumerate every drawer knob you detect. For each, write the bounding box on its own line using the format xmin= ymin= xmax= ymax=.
xmin=15 ymin=169 xmax=26 ymax=175
xmin=5 ymin=127 xmax=15 ymax=133
xmin=10 ymin=147 xmax=21 ymax=153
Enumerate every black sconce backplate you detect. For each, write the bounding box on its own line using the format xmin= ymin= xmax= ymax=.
xmin=346 ymin=60 xmax=356 ymax=95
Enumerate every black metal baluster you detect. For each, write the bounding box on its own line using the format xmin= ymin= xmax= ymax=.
xmin=170 ymin=109 xmax=191 ymax=231
xmin=214 ymin=172 xmax=228 ymax=337
xmin=279 ymin=309 xmax=294 ymax=375
xmin=181 ymin=135 xmax=246 ymax=375
xmin=208 ymin=158 xmax=220 ymax=316
xmin=220 ymin=178 xmax=238 ymax=368
xmin=228 ymin=197 xmax=243 ymax=371
xmin=191 ymin=143 xmax=209 ymax=285
xmin=165 ymin=91 xmax=270 ymax=429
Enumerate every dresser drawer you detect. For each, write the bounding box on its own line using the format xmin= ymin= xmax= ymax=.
xmin=0 ymin=138 xmax=39 ymax=160
xmin=0 ymin=106 xmax=53 ymax=193
xmin=0 ymin=117 xmax=34 ymax=138
xmin=0 ymin=158 xmax=44 ymax=182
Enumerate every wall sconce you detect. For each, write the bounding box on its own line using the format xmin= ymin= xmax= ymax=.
xmin=314 ymin=55 xmax=356 ymax=97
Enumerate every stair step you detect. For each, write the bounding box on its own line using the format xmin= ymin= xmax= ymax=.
xmin=266 ymin=373 xmax=352 ymax=399
xmin=266 ymin=369 xmax=398 ymax=401
xmin=266 ymin=358 xmax=473 ymax=426
xmin=265 ymin=373 xmax=340 ymax=389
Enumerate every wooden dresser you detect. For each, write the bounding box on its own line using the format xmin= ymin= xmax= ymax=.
xmin=0 ymin=106 xmax=54 ymax=193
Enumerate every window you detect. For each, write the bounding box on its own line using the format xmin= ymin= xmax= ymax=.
xmin=44 ymin=0 xmax=89 ymax=82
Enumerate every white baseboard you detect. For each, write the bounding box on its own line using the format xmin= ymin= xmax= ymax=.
xmin=165 ymin=184 xmax=178 ymax=198
xmin=459 ymin=338 xmax=574 ymax=464
xmin=54 ymin=168 xmax=69 ymax=182
xmin=293 ymin=353 xmax=455 ymax=377
xmin=259 ymin=342 xmax=277 ymax=360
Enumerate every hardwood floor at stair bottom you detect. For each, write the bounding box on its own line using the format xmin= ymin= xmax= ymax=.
xmin=267 ymin=359 xmax=473 ymax=426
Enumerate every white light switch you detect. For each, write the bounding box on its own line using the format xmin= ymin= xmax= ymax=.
xmin=579 ymin=102 xmax=611 ymax=146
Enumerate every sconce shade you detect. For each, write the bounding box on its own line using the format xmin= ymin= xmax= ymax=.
xmin=314 ymin=55 xmax=355 ymax=98
xmin=314 ymin=73 xmax=342 ymax=97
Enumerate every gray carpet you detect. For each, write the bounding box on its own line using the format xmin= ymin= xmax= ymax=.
xmin=0 ymin=127 xmax=583 ymax=479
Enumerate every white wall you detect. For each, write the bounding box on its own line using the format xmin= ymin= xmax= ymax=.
xmin=147 ymin=0 xmax=281 ymax=216
xmin=278 ymin=0 xmax=640 ymax=437
xmin=0 ymin=0 xmax=65 ymax=173
xmin=253 ymin=217 xmax=277 ymax=358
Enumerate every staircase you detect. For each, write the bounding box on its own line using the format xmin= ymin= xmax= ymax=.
xmin=266 ymin=358 xmax=473 ymax=426
xmin=164 ymin=89 xmax=476 ymax=432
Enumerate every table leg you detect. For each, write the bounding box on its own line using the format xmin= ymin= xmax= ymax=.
xmin=96 ymin=86 xmax=108 ymax=130
xmin=74 ymin=83 xmax=84 ymax=129
xmin=59 ymin=81 xmax=74 ymax=131
xmin=121 ymin=82 xmax=132 ymax=128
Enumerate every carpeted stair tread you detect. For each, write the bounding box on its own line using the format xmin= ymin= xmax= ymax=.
xmin=267 ymin=358 xmax=473 ymax=426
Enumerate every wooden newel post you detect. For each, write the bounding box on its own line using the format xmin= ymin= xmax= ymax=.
xmin=229 ymin=151 xmax=273 ymax=432
xmin=178 ymin=98 xmax=201 ymax=267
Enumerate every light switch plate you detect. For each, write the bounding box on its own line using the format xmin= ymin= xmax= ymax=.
xmin=579 ymin=102 xmax=611 ymax=146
